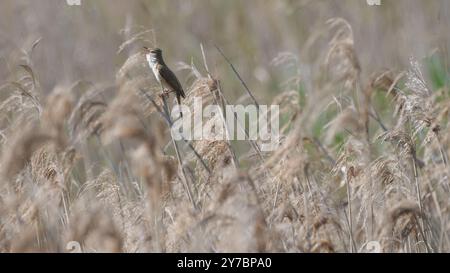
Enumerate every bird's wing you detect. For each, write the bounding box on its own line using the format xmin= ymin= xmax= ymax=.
xmin=160 ymin=65 xmax=185 ymax=98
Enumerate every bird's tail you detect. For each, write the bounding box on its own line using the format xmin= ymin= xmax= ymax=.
xmin=177 ymin=94 xmax=183 ymax=119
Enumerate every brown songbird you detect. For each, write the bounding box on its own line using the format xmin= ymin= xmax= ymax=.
xmin=143 ymin=47 xmax=185 ymax=116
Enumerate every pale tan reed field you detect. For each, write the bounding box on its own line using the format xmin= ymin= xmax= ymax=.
xmin=0 ymin=0 xmax=449 ymax=252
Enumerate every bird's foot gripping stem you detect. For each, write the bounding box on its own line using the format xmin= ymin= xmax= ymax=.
xmin=159 ymin=88 xmax=170 ymax=99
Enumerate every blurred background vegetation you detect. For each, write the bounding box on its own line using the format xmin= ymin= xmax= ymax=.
xmin=1 ymin=0 xmax=450 ymax=253
xmin=0 ymin=0 xmax=448 ymax=103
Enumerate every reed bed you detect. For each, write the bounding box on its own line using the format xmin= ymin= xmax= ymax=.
xmin=0 ymin=0 xmax=449 ymax=253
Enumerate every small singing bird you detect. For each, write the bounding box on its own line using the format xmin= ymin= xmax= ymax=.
xmin=143 ymin=47 xmax=185 ymax=116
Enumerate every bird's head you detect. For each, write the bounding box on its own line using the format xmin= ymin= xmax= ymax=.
xmin=143 ymin=47 xmax=163 ymax=63
xmin=143 ymin=47 xmax=161 ymax=55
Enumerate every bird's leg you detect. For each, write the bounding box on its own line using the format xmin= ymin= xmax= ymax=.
xmin=159 ymin=83 xmax=170 ymax=99
xmin=165 ymin=89 xmax=178 ymax=96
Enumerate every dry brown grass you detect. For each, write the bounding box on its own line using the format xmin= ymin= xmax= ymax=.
xmin=0 ymin=1 xmax=449 ymax=253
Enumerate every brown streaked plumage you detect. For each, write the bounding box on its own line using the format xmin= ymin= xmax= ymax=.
xmin=143 ymin=47 xmax=185 ymax=116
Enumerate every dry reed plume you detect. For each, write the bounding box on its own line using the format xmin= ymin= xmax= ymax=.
xmin=0 ymin=0 xmax=449 ymax=253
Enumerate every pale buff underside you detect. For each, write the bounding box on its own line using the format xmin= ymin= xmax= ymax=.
xmin=146 ymin=53 xmax=172 ymax=90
